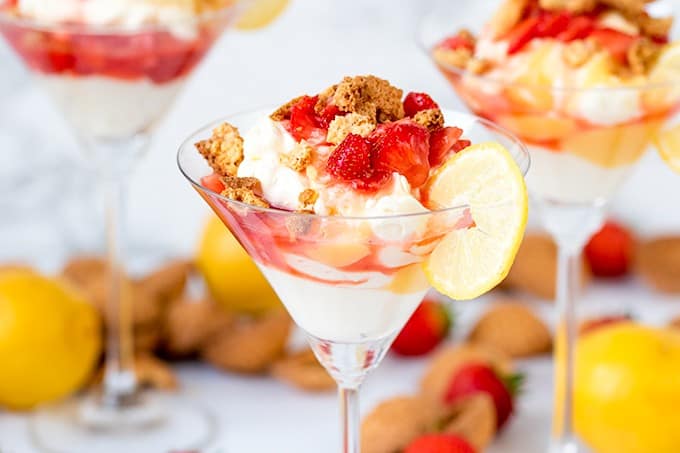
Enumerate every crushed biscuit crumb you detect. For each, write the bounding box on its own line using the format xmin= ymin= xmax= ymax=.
xmin=270 ymin=95 xmax=306 ymax=121
xmin=413 ymin=109 xmax=445 ymax=132
xmin=562 ymin=40 xmax=597 ymax=68
xmin=489 ymin=0 xmax=530 ymax=38
xmin=332 ymin=75 xmax=405 ymax=123
xmin=600 ymin=0 xmax=646 ymax=15
xmin=298 ymin=189 xmax=318 ymax=212
xmin=195 ymin=122 xmax=244 ymax=177
xmin=627 ymin=37 xmax=661 ymax=74
xmin=633 ymin=12 xmax=674 ymax=39
xmin=220 ymin=176 xmax=269 ymax=208
xmin=467 ymin=58 xmax=493 ymax=75
xmin=280 ymin=142 xmax=313 ymax=172
xmin=433 ymin=47 xmax=473 ymax=70
xmin=326 ymin=113 xmax=376 ymax=144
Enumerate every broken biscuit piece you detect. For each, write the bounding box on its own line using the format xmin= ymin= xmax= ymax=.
xmin=563 ymin=39 xmax=597 ymax=68
xmin=298 ymin=189 xmax=318 ymax=212
xmin=326 ymin=113 xmax=376 ymax=144
xmin=413 ymin=109 xmax=445 ymax=132
xmin=627 ymin=37 xmax=661 ymax=74
xmin=433 ymin=47 xmax=473 ymax=69
xmin=540 ymin=0 xmax=598 ymax=13
xmin=280 ymin=142 xmax=313 ymax=171
xmin=221 ymin=176 xmax=270 ymax=208
xmin=331 ymin=75 xmax=405 ymax=123
xmin=195 ymin=122 xmax=244 ymax=177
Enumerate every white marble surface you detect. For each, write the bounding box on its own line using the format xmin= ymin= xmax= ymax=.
xmin=1 ymin=0 xmax=680 ymax=452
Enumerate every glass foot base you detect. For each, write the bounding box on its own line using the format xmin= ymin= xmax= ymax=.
xmin=547 ymin=437 xmax=589 ymax=453
xmin=29 ymin=392 xmax=217 ymax=453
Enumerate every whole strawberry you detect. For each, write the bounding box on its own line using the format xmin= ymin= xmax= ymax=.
xmin=584 ymin=220 xmax=634 ymax=278
xmin=392 ymin=297 xmax=451 ymax=357
xmin=404 ymin=434 xmax=476 ymax=453
xmin=444 ymin=362 xmax=522 ymax=429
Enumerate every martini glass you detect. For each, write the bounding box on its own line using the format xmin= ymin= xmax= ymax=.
xmin=178 ymin=108 xmax=530 ymax=452
xmin=419 ymin=1 xmax=680 ymax=452
xmin=0 ymin=2 xmax=245 ymax=452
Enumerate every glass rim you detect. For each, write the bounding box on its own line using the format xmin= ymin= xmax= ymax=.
xmin=177 ymin=107 xmax=531 ymax=222
xmin=415 ymin=5 xmax=680 ymax=93
xmin=0 ymin=1 xmax=244 ymax=36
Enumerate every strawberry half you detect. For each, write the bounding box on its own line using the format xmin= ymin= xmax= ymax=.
xmin=557 ymin=16 xmax=596 ymax=42
xmin=404 ymin=434 xmax=476 ymax=453
xmin=327 ymin=134 xmax=374 ymax=181
xmin=429 ymin=126 xmax=463 ymax=167
xmin=584 ymin=220 xmax=634 ymax=278
xmin=370 ymin=120 xmax=431 ymax=188
xmin=536 ymin=11 xmax=571 ymax=38
xmin=288 ymin=95 xmax=327 ymax=142
xmin=444 ymin=362 xmax=522 ymax=429
xmin=403 ymin=92 xmax=440 ymax=117
xmin=392 ymin=296 xmax=451 ymax=357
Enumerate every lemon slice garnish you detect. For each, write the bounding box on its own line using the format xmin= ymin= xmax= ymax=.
xmin=654 ymin=124 xmax=680 ymax=174
xmin=423 ymin=142 xmax=528 ymax=300
xmin=236 ymin=0 xmax=289 ymax=30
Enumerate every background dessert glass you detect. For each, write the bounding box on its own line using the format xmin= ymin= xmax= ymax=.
xmin=0 ymin=2 xmax=243 ymax=452
xmin=178 ymin=108 xmax=530 ymax=453
xmin=418 ymin=1 xmax=680 ymax=452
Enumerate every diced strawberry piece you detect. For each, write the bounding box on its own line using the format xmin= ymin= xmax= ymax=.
xmin=352 ymin=170 xmax=391 ymax=192
xmin=438 ymin=32 xmax=475 ymax=52
xmin=451 ymin=139 xmax=471 ymax=152
xmin=404 ymin=435 xmax=476 ymax=453
xmin=403 ymin=92 xmax=440 ymax=117
xmin=506 ymin=16 xmax=541 ymax=54
xmin=392 ymin=296 xmax=451 ymax=357
xmin=327 ymin=134 xmax=374 ymax=181
xmin=429 ymin=126 xmax=464 ymax=166
xmin=590 ymin=28 xmax=637 ymax=64
xmin=536 ymin=11 xmax=571 ymax=38
xmin=584 ymin=220 xmax=634 ymax=277
xmin=201 ymin=173 xmax=225 ymax=193
xmin=557 ymin=16 xmax=596 ymax=42
xmin=370 ymin=120 xmax=431 ymax=187
xmin=289 ymin=95 xmax=326 ymax=142
xmin=318 ymin=103 xmax=342 ymax=128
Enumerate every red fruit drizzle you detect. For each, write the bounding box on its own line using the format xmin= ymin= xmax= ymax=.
xmin=403 ymin=92 xmax=440 ymax=117
xmin=0 ymin=14 xmax=223 ymax=83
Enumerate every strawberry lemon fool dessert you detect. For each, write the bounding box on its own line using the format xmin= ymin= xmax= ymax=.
xmin=431 ymin=0 xmax=680 ymax=204
xmin=185 ymin=76 xmax=529 ymax=342
xmin=0 ymin=0 xmax=235 ymax=139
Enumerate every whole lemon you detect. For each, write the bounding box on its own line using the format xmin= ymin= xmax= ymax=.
xmin=196 ymin=216 xmax=281 ymax=315
xmin=574 ymin=324 xmax=680 ymax=453
xmin=0 ymin=270 xmax=102 ymax=410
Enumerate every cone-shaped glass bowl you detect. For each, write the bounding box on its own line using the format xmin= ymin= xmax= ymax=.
xmin=178 ymin=108 xmax=530 ymax=452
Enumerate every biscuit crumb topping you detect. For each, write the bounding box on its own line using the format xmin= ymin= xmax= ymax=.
xmin=330 ymin=75 xmax=405 ymax=123
xmin=413 ymin=109 xmax=445 ymax=132
xmin=220 ymin=176 xmax=269 ymax=208
xmin=298 ymin=189 xmax=318 ymax=212
xmin=627 ymin=37 xmax=662 ymax=74
xmin=433 ymin=47 xmax=473 ymax=69
xmin=195 ymin=123 xmax=244 ymax=177
xmin=326 ymin=113 xmax=376 ymax=144
xmin=280 ymin=142 xmax=314 ymax=172
xmin=562 ymin=39 xmax=598 ymax=67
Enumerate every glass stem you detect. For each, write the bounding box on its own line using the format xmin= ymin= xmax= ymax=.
xmin=339 ymin=386 xmax=360 ymax=453
xmin=86 ymin=135 xmax=148 ymax=408
xmin=101 ymin=172 xmax=136 ymax=406
xmin=552 ymin=245 xmax=581 ymax=450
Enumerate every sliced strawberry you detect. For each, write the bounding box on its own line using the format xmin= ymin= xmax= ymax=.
xmin=584 ymin=220 xmax=634 ymax=278
xmin=392 ymin=297 xmax=451 ymax=357
xmin=444 ymin=362 xmax=520 ymax=429
xmin=506 ymin=16 xmax=541 ymax=54
xmin=327 ymin=133 xmax=374 ymax=181
xmin=557 ymin=15 xmax=596 ymax=42
xmin=403 ymin=92 xmax=440 ymax=117
xmin=590 ymin=28 xmax=637 ymax=64
xmin=201 ymin=173 xmax=225 ymax=193
xmin=536 ymin=11 xmax=571 ymax=38
xmin=404 ymin=434 xmax=476 ymax=453
xmin=438 ymin=31 xmax=475 ymax=52
xmin=318 ymin=103 xmax=342 ymax=128
xmin=370 ymin=120 xmax=431 ymax=188
xmin=451 ymin=139 xmax=471 ymax=152
xmin=289 ymin=95 xmax=326 ymax=142
xmin=429 ymin=127 xmax=464 ymax=167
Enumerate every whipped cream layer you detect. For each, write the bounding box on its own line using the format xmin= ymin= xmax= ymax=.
xmin=16 ymin=0 xmax=209 ymax=36
xmin=237 ymin=116 xmax=432 ymax=241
